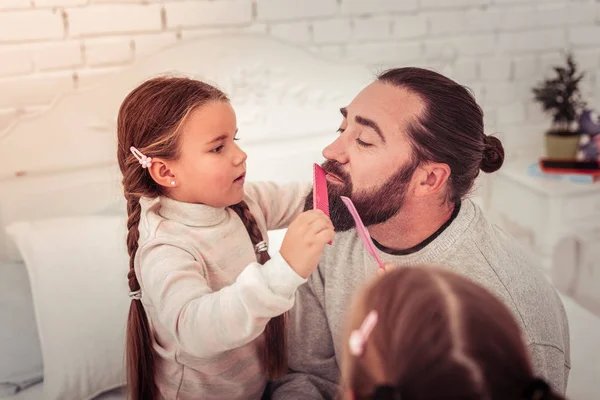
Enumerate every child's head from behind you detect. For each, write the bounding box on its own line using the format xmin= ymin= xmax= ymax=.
xmin=117 ymin=76 xmax=247 ymax=208
xmin=342 ymin=266 xmax=563 ymax=400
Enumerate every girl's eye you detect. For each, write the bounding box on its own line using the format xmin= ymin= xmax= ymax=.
xmin=234 ymin=137 xmax=240 ymax=141
xmin=211 ymin=145 xmax=224 ymax=153
xmin=356 ymin=138 xmax=373 ymax=147
xmin=337 ymin=128 xmax=345 ymax=134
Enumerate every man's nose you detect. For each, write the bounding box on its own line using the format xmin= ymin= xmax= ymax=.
xmin=322 ymin=135 xmax=349 ymax=164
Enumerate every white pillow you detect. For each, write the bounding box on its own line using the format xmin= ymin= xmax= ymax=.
xmin=0 ymin=260 xmax=43 ymax=396
xmin=6 ymin=215 xmax=130 ymax=400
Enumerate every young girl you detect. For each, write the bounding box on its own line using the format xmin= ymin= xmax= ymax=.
xmin=116 ymin=76 xmax=334 ymax=400
xmin=341 ymin=266 xmax=565 ymax=400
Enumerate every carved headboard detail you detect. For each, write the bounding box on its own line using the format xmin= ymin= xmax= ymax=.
xmin=0 ymin=34 xmax=372 ymax=181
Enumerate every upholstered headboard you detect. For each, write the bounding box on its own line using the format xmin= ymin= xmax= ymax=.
xmin=0 ymin=33 xmax=372 ymax=260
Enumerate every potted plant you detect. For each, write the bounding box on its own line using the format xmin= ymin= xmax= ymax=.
xmin=532 ymin=53 xmax=587 ymax=159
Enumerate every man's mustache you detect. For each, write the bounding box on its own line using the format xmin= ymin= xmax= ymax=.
xmin=321 ymin=160 xmax=351 ymax=187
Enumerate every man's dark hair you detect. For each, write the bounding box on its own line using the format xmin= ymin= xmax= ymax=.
xmin=378 ymin=68 xmax=504 ymax=203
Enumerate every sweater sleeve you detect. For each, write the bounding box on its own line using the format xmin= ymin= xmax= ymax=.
xmin=270 ymin=266 xmax=340 ymax=399
xmin=244 ymin=181 xmax=311 ymax=231
xmin=137 ymin=239 xmax=306 ymax=358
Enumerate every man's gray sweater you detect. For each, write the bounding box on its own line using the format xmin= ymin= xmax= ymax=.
xmin=271 ymin=199 xmax=570 ymax=398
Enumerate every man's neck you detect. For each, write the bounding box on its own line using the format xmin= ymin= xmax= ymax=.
xmin=369 ymin=198 xmax=456 ymax=251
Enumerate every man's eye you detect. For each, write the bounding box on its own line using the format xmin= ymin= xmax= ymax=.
xmin=356 ymin=138 xmax=373 ymax=147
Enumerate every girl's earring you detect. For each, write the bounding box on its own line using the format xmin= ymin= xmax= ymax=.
xmin=170 ymin=181 xmax=175 ymax=186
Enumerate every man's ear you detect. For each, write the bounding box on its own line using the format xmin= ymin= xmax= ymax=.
xmin=413 ymin=162 xmax=450 ymax=197
xmin=147 ymin=159 xmax=177 ymax=188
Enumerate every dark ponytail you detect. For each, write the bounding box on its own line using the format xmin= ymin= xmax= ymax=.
xmin=377 ymin=67 xmax=507 ymax=203
xmin=230 ymin=200 xmax=288 ymax=379
xmin=125 ymin=195 xmax=159 ymax=400
xmin=480 ymin=135 xmax=504 ymax=173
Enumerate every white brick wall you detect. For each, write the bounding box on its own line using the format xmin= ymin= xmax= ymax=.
xmin=353 ymin=16 xmax=391 ymax=41
xmin=497 ymin=102 xmax=527 ymax=125
xmin=1 ymin=0 xmax=599 ymax=154
xmin=480 ymin=57 xmax=512 ymax=81
xmin=392 ymin=15 xmax=428 ymax=39
xmin=0 ymin=48 xmax=34 ymax=78
xmin=270 ymin=21 xmax=311 ymax=43
xmin=133 ymin=32 xmax=179 ymax=57
xmin=347 ymin=42 xmax=423 ymax=65
xmin=257 ymin=0 xmax=337 ymax=20
xmin=165 ymin=1 xmax=252 ymax=28
xmin=340 ymin=0 xmax=419 ymax=15
xmin=450 ymin=59 xmax=478 ymax=83
xmin=34 ymin=42 xmax=83 ymax=71
xmin=68 ymin=5 xmax=163 ymax=37
xmin=35 ymin=0 xmax=88 ymax=7
xmin=420 ymin=0 xmax=491 ymax=10
xmin=0 ymin=10 xmax=64 ymax=42
xmin=498 ymin=29 xmax=566 ymax=53
xmin=312 ymin=19 xmax=352 ymax=44
xmin=424 ymin=35 xmax=496 ymax=59
xmin=513 ymin=55 xmax=538 ymax=80
xmin=85 ymin=38 xmax=134 ymax=67
xmin=0 ymin=73 xmax=74 ymax=109
xmin=569 ymin=26 xmax=600 ymax=47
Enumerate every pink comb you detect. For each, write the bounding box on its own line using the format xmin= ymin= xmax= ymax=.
xmin=313 ymin=163 xmax=329 ymax=217
xmin=340 ymin=196 xmax=385 ymax=271
xmin=313 ymin=163 xmax=332 ymax=245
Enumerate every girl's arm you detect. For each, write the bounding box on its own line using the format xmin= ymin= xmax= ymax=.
xmin=244 ymin=181 xmax=311 ymax=231
xmin=137 ymin=239 xmax=305 ymax=358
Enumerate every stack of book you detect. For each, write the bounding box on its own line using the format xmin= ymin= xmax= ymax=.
xmin=527 ymin=159 xmax=600 ymax=184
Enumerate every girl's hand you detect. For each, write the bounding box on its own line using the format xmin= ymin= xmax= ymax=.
xmin=280 ymin=210 xmax=334 ymax=278
xmin=378 ymin=263 xmax=395 ymax=276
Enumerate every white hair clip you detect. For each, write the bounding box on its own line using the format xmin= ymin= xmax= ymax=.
xmin=130 ymin=146 xmax=152 ymax=169
xmin=349 ymin=310 xmax=378 ymax=356
xmin=255 ymin=241 xmax=268 ymax=253
xmin=128 ymin=289 xmax=142 ymax=301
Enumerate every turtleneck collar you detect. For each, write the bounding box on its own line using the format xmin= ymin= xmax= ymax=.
xmin=157 ymin=196 xmax=230 ymax=227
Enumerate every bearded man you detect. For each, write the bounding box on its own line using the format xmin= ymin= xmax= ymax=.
xmin=271 ymin=67 xmax=570 ymax=398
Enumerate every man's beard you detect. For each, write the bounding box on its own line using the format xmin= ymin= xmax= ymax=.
xmin=304 ymin=159 xmax=417 ymax=232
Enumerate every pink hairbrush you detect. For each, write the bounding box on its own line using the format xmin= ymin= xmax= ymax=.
xmin=313 ymin=163 xmax=332 ymax=244
xmin=340 ymin=196 xmax=385 ymax=271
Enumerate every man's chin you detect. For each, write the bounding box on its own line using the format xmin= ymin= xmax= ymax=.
xmin=332 ymin=222 xmax=356 ymax=233
xmin=328 ymin=194 xmax=356 ymax=232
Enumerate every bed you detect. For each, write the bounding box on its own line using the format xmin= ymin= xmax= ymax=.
xmin=0 ymin=33 xmax=371 ymax=400
xmin=1 ymin=33 xmax=598 ymax=400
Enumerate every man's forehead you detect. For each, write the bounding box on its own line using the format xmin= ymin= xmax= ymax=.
xmin=346 ymin=81 xmax=424 ymax=125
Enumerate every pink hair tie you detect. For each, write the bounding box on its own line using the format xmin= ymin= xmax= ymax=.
xmin=130 ymin=146 xmax=152 ymax=169
xmin=349 ymin=310 xmax=378 ymax=356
